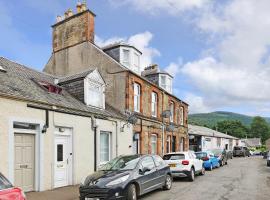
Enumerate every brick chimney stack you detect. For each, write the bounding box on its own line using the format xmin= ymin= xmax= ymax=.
xmin=52 ymin=2 xmax=96 ymax=53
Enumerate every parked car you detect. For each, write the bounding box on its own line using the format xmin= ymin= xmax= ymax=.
xmin=263 ymin=151 xmax=269 ymax=159
xmin=163 ymin=151 xmax=205 ymax=181
xmin=211 ymin=149 xmax=228 ymax=166
xmin=80 ymin=155 xmax=172 ymax=200
xmin=0 ymin=172 xmax=26 ymax=200
xmin=267 ymin=151 xmax=270 ymax=167
xmin=233 ymin=146 xmax=250 ymax=157
xmin=195 ymin=151 xmax=220 ymax=171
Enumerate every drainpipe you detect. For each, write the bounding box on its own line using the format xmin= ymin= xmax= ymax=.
xmin=90 ymin=116 xmax=98 ymax=171
xmin=106 ymin=119 xmax=119 ymax=157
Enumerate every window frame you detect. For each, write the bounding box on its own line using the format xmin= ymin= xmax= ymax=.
xmin=84 ymin=78 xmax=105 ymax=109
xmin=166 ymin=135 xmax=171 ymax=153
xmin=151 ymin=92 xmax=158 ymax=117
xmin=122 ymin=48 xmax=131 ymax=67
xmin=150 ymin=134 xmax=158 ymax=155
xmin=99 ymin=131 xmax=112 ymax=164
xmin=180 ymin=107 xmax=184 ymax=126
xmin=170 ymin=102 xmax=174 ymax=123
xmin=133 ymin=83 xmax=141 ymax=112
xmin=133 ymin=52 xmax=140 ymax=72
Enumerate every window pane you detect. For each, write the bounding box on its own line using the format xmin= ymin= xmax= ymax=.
xmin=100 ymin=132 xmax=110 ymax=163
xmin=134 ymin=83 xmax=140 ymax=112
xmin=170 ymin=103 xmax=174 ymax=122
xmin=57 ymin=144 xmax=63 ymax=162
xmin=151 ymin=135 xmax=157 ymax=154
xmin=0 ymin=174 xmax=12 ymax=190
xmin=134 ymin=53 xmax=140 ymax=70
xmin=123 ymin=49 xmax=130 ymax=67
xmin=151 ymin=92 xmax=157 ymax=117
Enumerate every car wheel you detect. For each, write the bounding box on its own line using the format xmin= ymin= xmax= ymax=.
xmin=127 ymin=184 xmax=137 ymax=200
xmin=267 ymin=161 xmax=270 ymax=167
xmin=188 ymin=168 xmax=195 ymax=182
xmin=225 ymin=161 xmax=228 ymax=165
xmin=163 ymin=175 xmax=172 ymax=190
xmin=200 ymin=167 xmax=205 ymax=175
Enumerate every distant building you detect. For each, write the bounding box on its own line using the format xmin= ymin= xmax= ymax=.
xmin=240 ymin=138 xmax=262 ymax=148
xmin=188 ymin=124 xmax=239 ymax=152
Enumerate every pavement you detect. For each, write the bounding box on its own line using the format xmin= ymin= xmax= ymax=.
xmin=27 ymin=156 xmax=270 ymax=200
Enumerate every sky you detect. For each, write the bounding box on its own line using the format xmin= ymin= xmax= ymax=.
xmin=1 ymin=0 xmax=270 ymax=117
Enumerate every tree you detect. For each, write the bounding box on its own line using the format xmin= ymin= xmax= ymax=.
xmin=250 ymin=116 xmax=270 ymax=143
xmin=216 ymin=120 xmax=249 ymax=138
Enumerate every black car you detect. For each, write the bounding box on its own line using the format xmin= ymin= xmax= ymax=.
xmin=79 ymin=155 xmax=172 ymax=200
xmin=212 ymin=149 xmax=228 ymax=166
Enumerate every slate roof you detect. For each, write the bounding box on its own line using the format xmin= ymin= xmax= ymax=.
xmin=58 ymin=69 xmax=94 ymax=83
xmin=0 ymin=57 xmax=125 ymax=119
xmin=102 ymin=41 xmax=142 ymax=54
xmin=188 ymin=124 xmax=238 ymax=140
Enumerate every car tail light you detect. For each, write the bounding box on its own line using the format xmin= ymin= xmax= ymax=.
xmin=202 ymin=157 xmax=209 ymax=161
xmin=182 ymin=160 xmax=189 ymax=165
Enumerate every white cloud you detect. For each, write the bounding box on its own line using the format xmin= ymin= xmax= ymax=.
xmin=184 ymin=93 xmax=211 ymax=114
xmin=176 ymin=0 xmax=270 ymax=115
xmin=164 ymin=58 xmax=183 ymax=76
xmin=109 ymin=0 xmax=210 ymax=15
xmin=96 ymin=31 xmax=160 ymax=70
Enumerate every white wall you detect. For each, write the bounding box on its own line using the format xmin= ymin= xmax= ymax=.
xmin=201 ymin=136 xmax=238 ymax=151
xmin=0 ymin=97 xmax=133 ymax=191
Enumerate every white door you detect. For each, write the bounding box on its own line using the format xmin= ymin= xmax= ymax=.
xmin=14 ymin=133 xmax=35 ymax=192
xmin=54 ymin=136 xmax=72 ymax=188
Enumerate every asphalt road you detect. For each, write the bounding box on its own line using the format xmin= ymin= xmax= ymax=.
xmin=141 ymin=156 xmax=270 ymax=200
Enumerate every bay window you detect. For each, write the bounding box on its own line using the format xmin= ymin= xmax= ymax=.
xmin=151 ymin=92 xmax=158 ymax=117
xmin=134 ymin=83 xmax=141 ymax=112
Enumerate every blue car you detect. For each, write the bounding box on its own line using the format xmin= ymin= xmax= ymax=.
xmin=195 ymin=151 xmax=220 ymax=170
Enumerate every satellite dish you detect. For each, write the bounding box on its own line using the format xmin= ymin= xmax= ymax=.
xmin=128 ymin=115 xmax=138 ymax=125
xmin=161 ymin=110 xmax=171 ymax=118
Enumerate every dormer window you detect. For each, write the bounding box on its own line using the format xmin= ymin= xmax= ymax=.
xmin=84 ymin=69 xmax=106 ymax=109
xmin=160 ymin=75 xmax=173 ymax=93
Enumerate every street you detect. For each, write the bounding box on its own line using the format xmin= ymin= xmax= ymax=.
xmin=142 ymin=156 xmax=270 ymax=200
xmin=27 ymin=156 xmax=270 ymax=200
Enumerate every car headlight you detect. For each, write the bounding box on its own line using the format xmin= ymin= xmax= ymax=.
xmin=106 ymin=175 xmax=129 ymax=187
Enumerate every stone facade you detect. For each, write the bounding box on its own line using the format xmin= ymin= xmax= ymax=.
xmin=44 ymin=4 xmax=189 ymax=156
xmin=52 ymin=10 xmax=95 ymax=53
xmin=127 ymin=73 xmax=189 ymax=155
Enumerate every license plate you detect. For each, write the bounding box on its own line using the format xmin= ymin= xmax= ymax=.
xmin=169 ymin=164 xmax=176 ymax=167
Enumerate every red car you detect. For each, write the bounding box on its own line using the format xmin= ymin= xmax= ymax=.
xmin=0 ymin=173 xmax=26 ymax=200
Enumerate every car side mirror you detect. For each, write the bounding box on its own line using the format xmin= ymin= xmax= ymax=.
xmin=139 ymin=167 xmax=151 ymax=175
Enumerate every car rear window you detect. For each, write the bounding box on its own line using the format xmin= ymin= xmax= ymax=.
xmin=163 ymin=154 xmax=185 ymax=160
xmin=0 ymin=174 xmax=12 ymax=190
xmin=195 ymin=152 xmax=207 ymax=159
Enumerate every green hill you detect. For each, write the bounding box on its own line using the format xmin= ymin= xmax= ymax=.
xmin=189 ymin=111 xmax=270 ymax=128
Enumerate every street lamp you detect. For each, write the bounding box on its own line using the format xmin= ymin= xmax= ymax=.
xmin=161 ymin=110 xmax=171 ymax=155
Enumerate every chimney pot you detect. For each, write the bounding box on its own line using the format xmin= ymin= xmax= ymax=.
xmin=76 ymin=2 xmax=82 ymax=13
xmin=81 ymin=2 xmax=87 ymax=11
xmin=56 ymin=15 xmax=62 ymax=22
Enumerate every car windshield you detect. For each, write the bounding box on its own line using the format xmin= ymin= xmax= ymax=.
xmin=195 ymin=152 xmax=207 ymax=159
xmin=0 ymin=174 xmax=12 ymax=190
xmin=163 ymin=154 xmax=185 ymax=160
xmin=100 ymin=155 xmax=140 ymax=171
